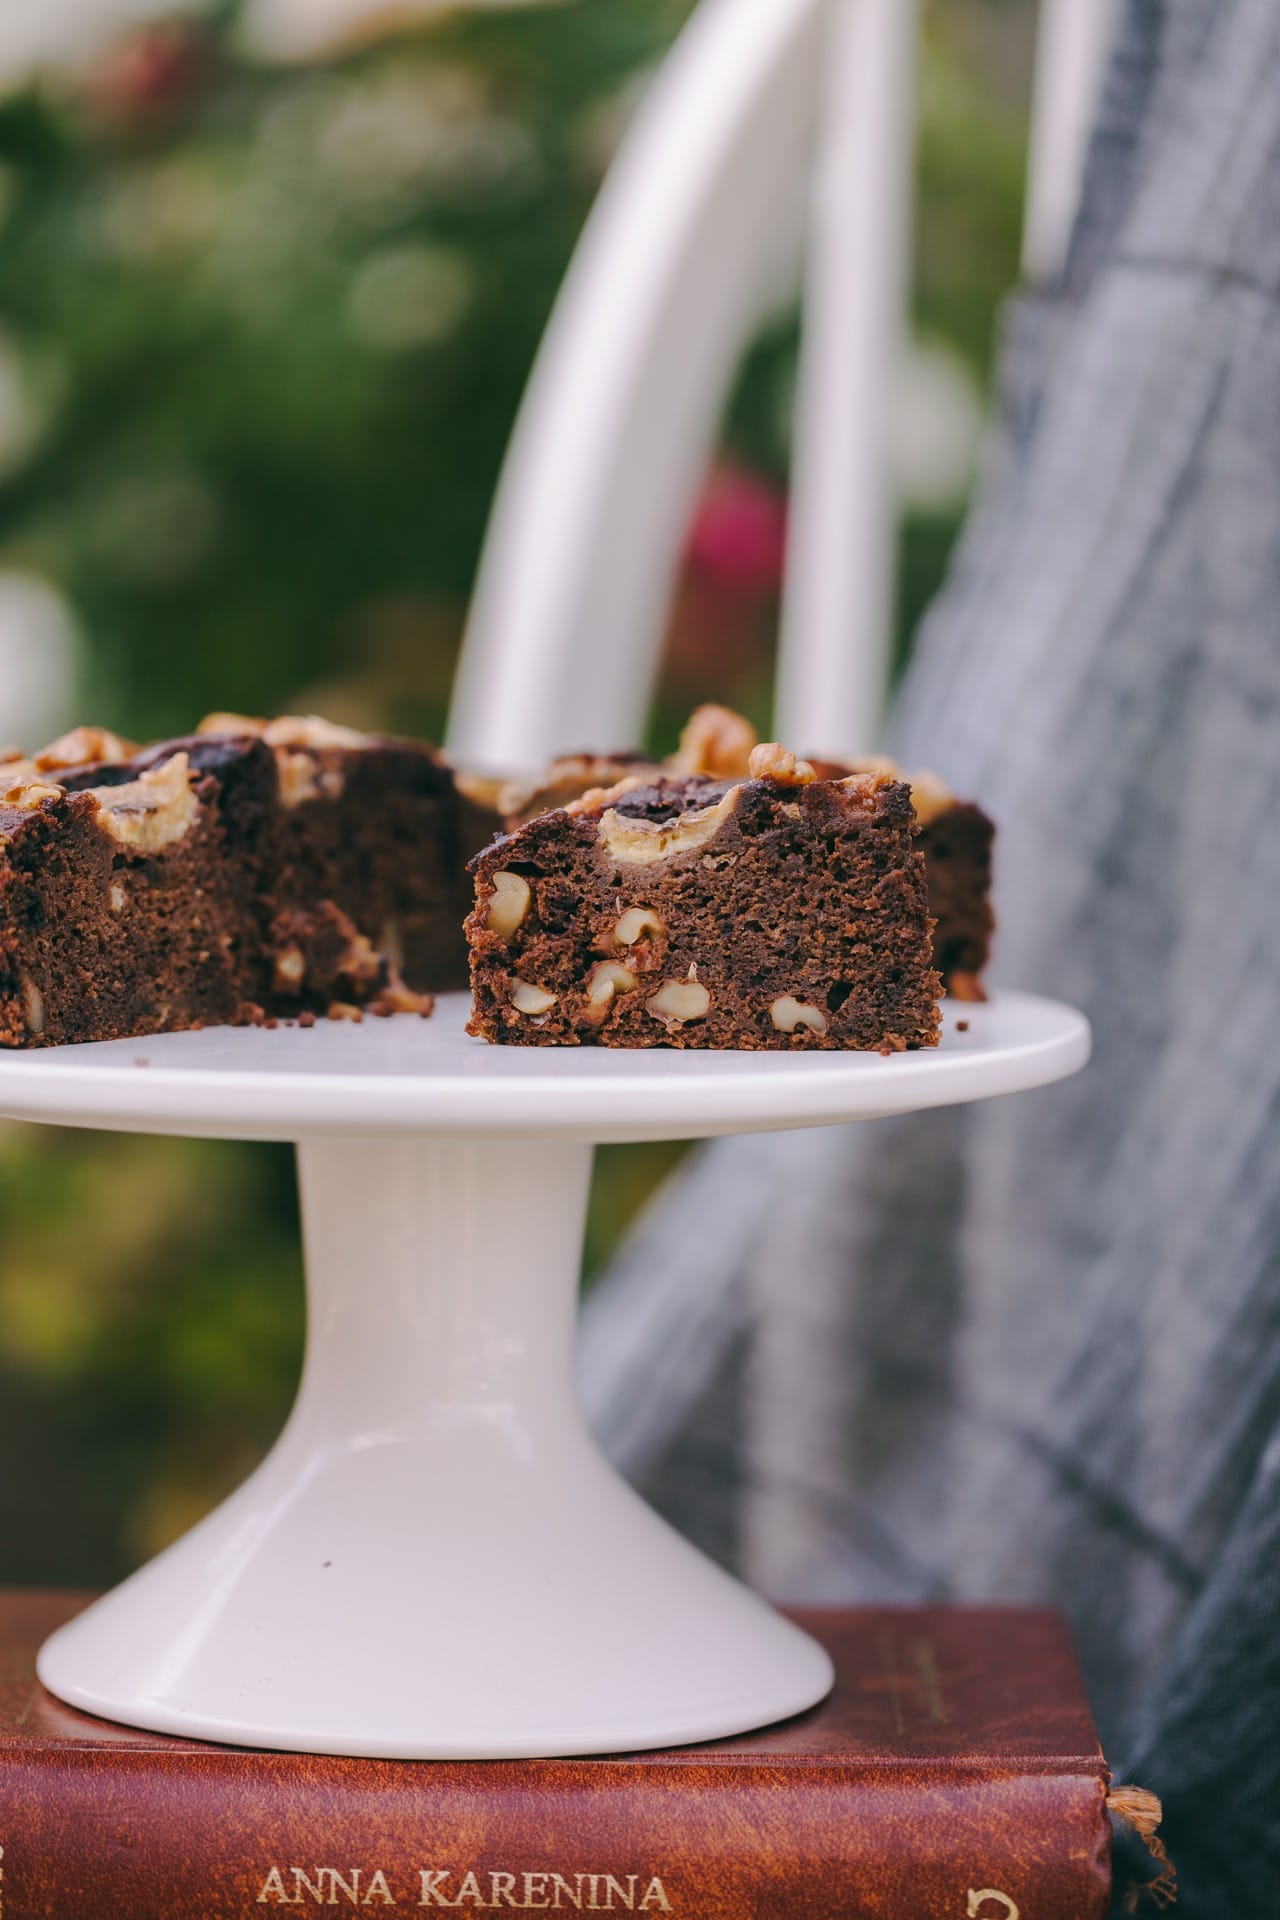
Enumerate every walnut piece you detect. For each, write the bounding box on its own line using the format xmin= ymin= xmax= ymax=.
xmin=370 ymin=974 xmax=435 ymax=1017
xmin=646 ymin=977 xmax=710 ymax=1025
xmin=585 ymin=961 xmax=637 ymax=1016
xmin=565 ymin=773 xmax=649 ymax=817
xmin=836 ymin=768 xmax=897 ymax=812
xmin=769 ymin=995 xmax=828 ymax=1035
xmin=613 ymin=906 xmax=665 ymax=946
xmin=670 ymin=704 xmax=757 ymax=777
xmin=500 ymin=754 xmax=651 ymax=827
xmin=510 ymin=979 xmax=558 ymax=1016
xmin=0 ymin=774 xmax=64 ymax=808
xmin=844 ymin=755 xmax=955 ymax=826
xmin=109 ymin=881 xmax=126 ymax=913
xmin=263 ymin=714 xmax=370 ymax=751
xmin=276 ymin=752 xmax=346 ymax=809
xmin=597 ymin=786 xmax=739 ymax=866
xmin=198 ymin=711 xmax=267 ymax=737
xmin=88 ymin=752 xmax=198 ymax=850
xmin=904 ymin=769 xmax=954 ymax=827
xmin=337 ymin=931 xmax=382 ymax=988
xmin=378 ymin=916 xmax=406 ymax=971
xmin=34 ymin=726 xmax=135 ymax=772
xmin=199 ymin=713 xmax=368 ymax=805
xmin=747 ymin=743 xmax=817 ymax=786
xmin=273 ymin=945 xmax=306 ymax=993
xmin=487 ymin=871 xmax=531 ymax=938
xmin=452 ymin=767 xmax=507 ymax=813
xmin=946 ymin=969 xmax=986 ymax=1004
xmin=21 ymin=975 xmax=45 ymax=1035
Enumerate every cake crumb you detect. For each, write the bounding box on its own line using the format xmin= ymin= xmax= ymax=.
xmin=298 ymin=1010 xmax=317 ymax=1028
xmin=957 ymin=1019 xmax=969 ymax=1032
xmin=368 ymin=977 xmax=435 ymax=1019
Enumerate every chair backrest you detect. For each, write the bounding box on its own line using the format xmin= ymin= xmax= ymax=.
xmin=446 ymin=0 xmax=1114 ymax=775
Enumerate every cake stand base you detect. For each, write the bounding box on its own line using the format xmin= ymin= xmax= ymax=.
xmin=17 ymin=991 xmax=1089 ymax=1755
xmin=37 ymin=1136 xmax=833 ymax=1757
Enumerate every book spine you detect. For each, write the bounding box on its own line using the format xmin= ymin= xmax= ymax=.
xmin=0 ymin=1754 xmax=1110 ymax=1920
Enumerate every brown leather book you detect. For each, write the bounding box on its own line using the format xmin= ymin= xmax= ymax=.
xmin=0 ymin=1592 xmax=1112 ymax=1919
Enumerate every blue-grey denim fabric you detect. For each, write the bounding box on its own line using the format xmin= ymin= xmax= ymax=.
xmin=580 ymin=4 xmax=1280 ymax=1912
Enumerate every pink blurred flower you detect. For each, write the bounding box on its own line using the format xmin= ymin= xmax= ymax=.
xmin=683 ymin=464 xmax=787 ymax=597
xmin=87 ymin=25 xmax=213 ymax=129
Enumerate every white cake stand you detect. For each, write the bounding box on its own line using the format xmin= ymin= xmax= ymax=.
xmin=6 ymin=989 xmax=1087 ymax=1758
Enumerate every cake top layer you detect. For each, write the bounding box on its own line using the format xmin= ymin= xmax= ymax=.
xmin=493 ymin=705 xmax=966 ymax=835
xmin=0 ymin=745 xmax=201 ymax=847
xmin=567 ymin=754 xmax=901 ymax=820
xmin=495 ymin=751 xmax=653 ymax=828
xmin=667 ymin=706 xmax=961 ymax=823
xmin=0 ymin=714 xmax=458 ymax=834
xmin=475 ymin=752 xmax=913 ymax=875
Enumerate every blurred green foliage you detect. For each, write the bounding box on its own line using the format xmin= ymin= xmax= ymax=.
xmin=0 ymin=0 xmax=692 ymax=743
xmin=0 ymin=0 xmax=1030 ymax=1582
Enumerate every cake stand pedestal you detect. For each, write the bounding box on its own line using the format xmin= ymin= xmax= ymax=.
xmin=0 ymin=990 xmax=1088 ymax=1758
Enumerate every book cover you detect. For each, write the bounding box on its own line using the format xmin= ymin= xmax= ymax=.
xmin=0 ymin=1592 xmax=1113 ymax=1919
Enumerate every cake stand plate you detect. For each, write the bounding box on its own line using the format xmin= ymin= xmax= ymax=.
xmin=6 ymin=991 xmax=1087 ymax=1758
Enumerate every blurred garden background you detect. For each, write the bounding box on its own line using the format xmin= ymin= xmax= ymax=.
xmin=0 ymin=0 xmax=1032 ymax=1585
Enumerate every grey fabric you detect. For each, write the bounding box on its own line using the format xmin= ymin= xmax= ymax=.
xmin=578 ymin=3 xmax=1280 ymax=1913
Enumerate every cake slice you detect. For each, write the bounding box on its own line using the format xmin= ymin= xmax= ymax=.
xmin=886 ymin=786 xmax=992 ymax=1001
xmin=0 ymin=735 xmax=257 ymax=1047
xmin=188 ymin=713 xmax=489 ymax=1007
xmin=497 ymin=706 xmax=996 ymax=1000
xmin=0 ymin=715 xmax=496 ymax=1048
xmin=806 ymin=759 xmax=994 ymax=1003
xmin=466 ymin=745 xmax=941 ymax=1051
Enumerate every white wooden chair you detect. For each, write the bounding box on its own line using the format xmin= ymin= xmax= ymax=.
xmin=446 ymin=0 xmax=1118 ymax=1593
xmin=447 ymin=0 xmax=1116 ymax=773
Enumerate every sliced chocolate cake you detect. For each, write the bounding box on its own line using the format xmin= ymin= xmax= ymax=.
xmin=0 ymin=741 xmax=249 ymax=1047
xmin=498 ymin=706 xmax=996 ymax=999
xmin=806 ymin=760 xmax=995 ymax=1002
xmin=189 ymin=713 xmax=486 ymax=1008
xmin=0 ymin=716 xmax=495 ymax=1048
xmin=895 ymin=777 xmax=994 ymax=1004
xmin=467 ymin=745 xmax=941 ymax=1052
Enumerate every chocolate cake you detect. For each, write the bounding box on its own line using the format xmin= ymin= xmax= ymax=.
xmin=499 ymin=706 xmax=996 ymax=999
xmin=804 ymin=760 xmax=994 ymax=1002
xmin=0 ymin=716 xmax=493 ymax=1048
xmin=894 ymin=779 xmax=993 ymax=1004
xmin=466 ymin=744 xmax=941 ymax=1051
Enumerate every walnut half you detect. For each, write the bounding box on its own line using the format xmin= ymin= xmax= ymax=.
xmin=487 ymin=872 xmax=531 ymax=938
xmin=769 ymin=995 xmax=828 ymax=1035
xmin=597 ymin=786 xmax=740 ymax=866
xmin=35 ymin=726 xmax=135 ymax=772
xmin=669 ymin=704 xmax=757 ymax=778
xmin=88 ymin=752 xmax=199 ymax=851
xmin=510 ymin=979 xmax=558 ymax=1016
xmin=613 ymin=906 xmax=664 ymax=946
xmin=646 ymin=976 xmax=710 ymax=1026
xmin=584 ymin=961 xmax=637 ymax=1021
xmin=747 ymin=743 xmax=817 ymax=786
